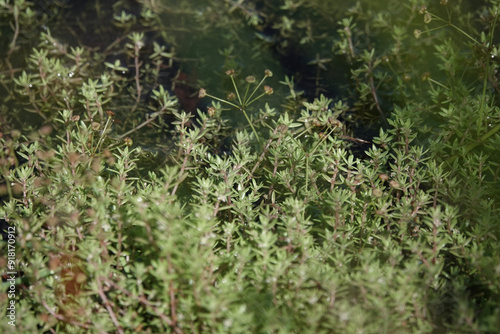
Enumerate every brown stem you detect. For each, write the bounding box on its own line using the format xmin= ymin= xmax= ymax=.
xmin=41 ymin=300 xmax=94 ymax=331
xmin=96 ymin=277 xmax=124 ymax=334
xmin=171 ymin=143 xmax=192 ymax=196
xmin=134 ymin=44 xmax=142 ymax=105
xmin=248 ymin=127 xmax=284 ymax=179
xmin=369 ymin=74 xmax=388 ymax=124
xmin=166 ymin=254 xmax=183 ymax=333
xmin=107 ymin=280 xmax=176 ymax=328
xmin=117 ymin=111 xmax=165 ymax=139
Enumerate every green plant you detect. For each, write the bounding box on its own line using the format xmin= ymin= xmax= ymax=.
xmin=199 ymin=68 xmax=274 ymax=145
xmin=1 ymin=1 xmax=499 ymax=333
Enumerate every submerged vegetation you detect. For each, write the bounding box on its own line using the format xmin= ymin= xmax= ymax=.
xmin=0 ymin=0 xmax=499 ymax=332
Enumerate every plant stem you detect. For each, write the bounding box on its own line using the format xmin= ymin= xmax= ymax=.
xmin=205 ymin=93 xmax=240 ymax=109
xmin=369 ymin=74 xmax=387 ymax=124
xmin=240 ymin=107 xmax=261 ymax=145
xmin=230 ymin=75 xmax=243 ymax=105
xmin=246 ymin=76 xmax=267 ymax=104
xmin=478 ymin=12 xmax=497 ymax=136
xmin=428 ymin=78 xmax=448 ymax=90
xmin=430 ymin=14 xmax=481 ymax=46
xmin=117 ymin=111 xmax=165 ymax=140
xmin=8 ymin=4 xmax=20 ymax=53
xmin=243 ymin=83 xmax=251 ymax=104
xmin=246 ymin=92 xmax=268 ymax=107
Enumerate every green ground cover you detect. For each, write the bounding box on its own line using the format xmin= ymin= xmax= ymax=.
xmin=0 ymin=0 xmax=499 ymax=332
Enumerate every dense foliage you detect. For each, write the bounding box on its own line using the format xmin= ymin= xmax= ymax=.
xmin=1 ymin=0 xmax=499 ymax=333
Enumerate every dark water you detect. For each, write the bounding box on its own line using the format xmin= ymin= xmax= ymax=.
xmin=6 ymin=0 xmax=490 ymax=148
xmin=149 ymin=0 xmax=489 ymax=138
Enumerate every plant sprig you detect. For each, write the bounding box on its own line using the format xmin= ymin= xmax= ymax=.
xmin=198 ymin=69 xmax=274 ymax=145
